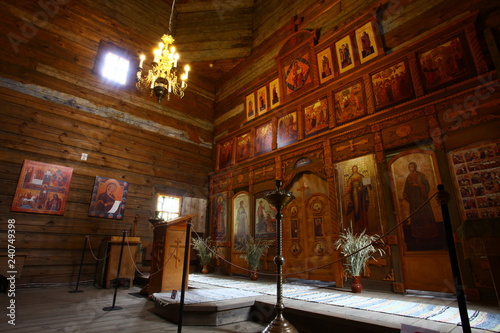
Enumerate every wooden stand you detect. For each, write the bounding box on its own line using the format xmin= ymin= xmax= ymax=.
xmin=95 ymin=236 xmax=141 ymax=288
xmin=148 ymin=215 xmax=193 ymax=295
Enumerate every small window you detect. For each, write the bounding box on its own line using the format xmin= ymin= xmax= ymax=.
xmin=157 ymin=194 xmax=181 ymax=221
xmin=94 ymin=41 xmax=134 ymax=86
xmin=101 ymin=52 xmax=129 ymax=84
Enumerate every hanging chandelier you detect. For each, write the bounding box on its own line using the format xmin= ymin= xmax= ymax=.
xmin=136 ymin=0 xmax=190 ymax=103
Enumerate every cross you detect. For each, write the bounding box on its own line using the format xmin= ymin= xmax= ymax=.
xmin=287 ymin=15 xmax=303 ymax=34
xmin=254 ymin=165 xmax=274 ymax=178
xmin=295 ymin=181 xmax=309 ymax=200
xmin=336 ymin=139 xmax=369 ymax=152
xmin=169 ymin=238 xmax=184 ymax=268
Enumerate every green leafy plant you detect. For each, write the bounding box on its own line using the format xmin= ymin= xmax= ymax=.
xmin=191 ymin=236 xmax=215 ymax=266
xmin=335 ymin=228 xmax=385 ymax=277
xmin=237 ymin=237 xmax=269 ymax=270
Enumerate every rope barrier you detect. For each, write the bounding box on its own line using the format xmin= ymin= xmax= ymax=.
xmin=191 ymin=191 xmax=441 ymax=277
xmin=85 ymin=228 xmax=187 ymax=278
xmin=86 ymin=235 xmax=111 ymax=262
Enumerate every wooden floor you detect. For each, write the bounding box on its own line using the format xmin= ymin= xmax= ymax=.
xmin=0 ymin=284 xmax=266 ymax=333
xmin=1 ymin=277 xmax=499 ymax=333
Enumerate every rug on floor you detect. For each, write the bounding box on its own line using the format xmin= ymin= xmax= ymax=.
xmin=188 ymin=274 xmax=500 ymax=332
xmin=151 ymin=288 xmax=263 ymax=306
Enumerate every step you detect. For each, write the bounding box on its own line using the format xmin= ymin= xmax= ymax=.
xmin=154 ymin=297 xmax=256 ymax=326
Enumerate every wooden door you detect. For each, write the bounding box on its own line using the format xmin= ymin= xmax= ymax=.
xmin=283 ymin=198 xmax=309 ymax=279
xmin=388 ymin=149 xmax=454 ymax=293
xmin=305 ymin=194 xmax=337 ymax=282
xmin=283 ymin=194 xmax=338 ymax=282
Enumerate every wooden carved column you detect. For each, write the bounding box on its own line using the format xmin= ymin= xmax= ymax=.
xmin=327 ymin=93 xmax=335 ymax=129
xmin=297 ymin=107 xmax=304 ymax=141
xmin=426 ymin=105 xmax=445 ymax=151
xmin=323 ymin=139 xmax=337 ymax=234
xmin=275 ymin=155 xmax=282 ymax=181
xmin=215 ymin=143 xmax=221 ymax=171
xmin=230 ymin=137 xmax=237 ymax=167
xmin=364 ymin=73 xmax=375 ymax=115
xmin=372 ymin=124 xmax=384 ymax=164
xmin=323 ymin=138 xmax=343 ymax=287
xmin=272 ymin=117 xmax=278 ymax=151
xmin=249 ymin=166 xmax=254 ymax=194
xmin=466 ymin=23 xmax=488 ymax=75
xmin=408 ymin=52 xmax=424 ymax=97
xmin=250 ymin=128 xmax=256 ymax=158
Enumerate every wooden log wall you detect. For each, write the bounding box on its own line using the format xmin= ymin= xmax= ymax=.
xmin=0 ymin=0 xmax=213 ymax=285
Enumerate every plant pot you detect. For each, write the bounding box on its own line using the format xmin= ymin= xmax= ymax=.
xmin=351 ymin=275 xmax=362 ymax=293
xmin=250 ymin=270 xmax=258 ymax=280
xmin=201 ymin=264 xmax=209 ymax=274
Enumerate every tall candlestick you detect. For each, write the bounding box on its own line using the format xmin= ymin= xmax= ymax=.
xmin=262 ymin=180 xmax=298 ymax=333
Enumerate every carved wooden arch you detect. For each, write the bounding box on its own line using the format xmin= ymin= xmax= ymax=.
xmin=282 ymin=150 xmax=326 ymax=189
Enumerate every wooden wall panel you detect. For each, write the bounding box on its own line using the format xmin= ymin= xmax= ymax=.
xmin=0 ymin=0 xmax=212 ymax=285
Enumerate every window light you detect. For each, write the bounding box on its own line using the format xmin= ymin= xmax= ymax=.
xmin=101 ymin=52 xmax=130 ymax=85
xmin=156 ymin=194 xmax=181 ymax=221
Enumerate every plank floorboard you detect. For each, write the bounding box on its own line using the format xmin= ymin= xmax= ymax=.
xmin=0 ymin=285 xmax=266 ymax=333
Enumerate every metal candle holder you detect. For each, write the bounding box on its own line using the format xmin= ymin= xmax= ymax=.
xmin=262 ymin=180 xmax=298 ymax=333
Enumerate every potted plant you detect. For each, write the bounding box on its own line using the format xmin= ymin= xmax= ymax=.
xmin=237 ymin=236 xmax=269 ymax=280
xmin=335 ymin=228 xmax=385 ymax=293
xmin=191 ymin=236 xmax=215 ymax=273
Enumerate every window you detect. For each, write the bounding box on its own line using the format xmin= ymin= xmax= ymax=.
xmin=156 ymin=194 xmax=181 ymax=221
xmin=93 ymin=41 xmax=134 ymax=86
xmin=101 ymin=52 xmax=130 ymax=84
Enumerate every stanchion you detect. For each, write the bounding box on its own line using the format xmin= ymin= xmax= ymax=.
xmin=103 ymin=230 xmax=127 ymax=311
xmin=69 ymin=235 xmax=87 ymax=293
xmin=262 ymin=180 xmax=298 ymax=333
xmin=177 ymin=220 xmax=192 ymax=333
xmin=437 ymin=184 xmax=471 ymax=333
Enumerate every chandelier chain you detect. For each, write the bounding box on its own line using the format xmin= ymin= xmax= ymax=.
xmin=168 ymin=0 xmax=176 ymax=36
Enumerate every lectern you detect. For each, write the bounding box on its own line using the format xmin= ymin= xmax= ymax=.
xmin=95 ymin=236 xmax=141 ymax=288
xmin=148 ymin=215 xmax=193 ymax=295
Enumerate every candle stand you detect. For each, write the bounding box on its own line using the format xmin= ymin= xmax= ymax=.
xmin=262 ymin=180 xmax=298 ymax=333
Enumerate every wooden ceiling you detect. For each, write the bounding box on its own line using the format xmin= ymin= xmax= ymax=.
xmin=173 ymin=0 xmax=255 ymax=84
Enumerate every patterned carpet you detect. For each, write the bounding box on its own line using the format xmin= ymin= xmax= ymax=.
xmin=187 ymin=274 xmax=500 ymax=332
xmin=151 ymin=288 xmax=262 ymax=305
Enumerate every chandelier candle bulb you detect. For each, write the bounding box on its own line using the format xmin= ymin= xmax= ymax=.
xmin=181 ymin=73 xmax=187 ymax=88
xmin=153 ymin=49 xmax=161 ymax=63
xmin=174 ymin=53 xmax=179 ymax=68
